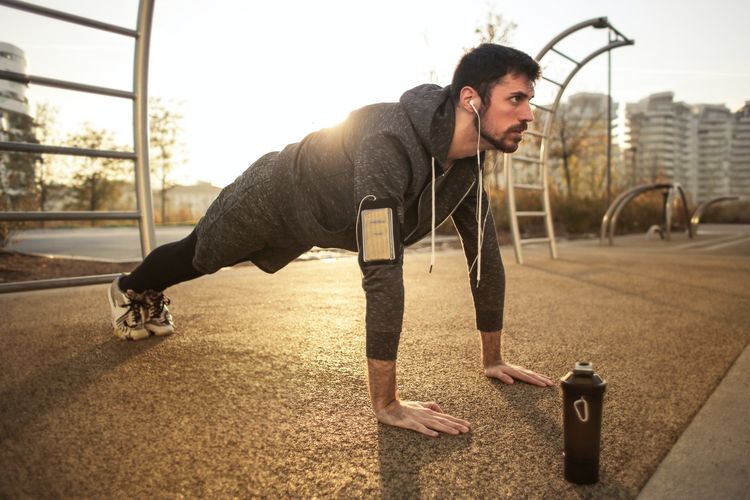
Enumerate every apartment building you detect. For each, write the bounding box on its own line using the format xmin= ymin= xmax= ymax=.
xmin=695 ymin=104 xmax=732 ymax=200
xmin=626 ymin=93 xmax=749 ymax=202
xmin=0 ymin=42 xmax=29 ymax=118
xmin=625 ymin=93 xmax=697 ymax=197
xmin=730 ymin=102 xmax=750 ymax=197
xmin=0 ymin=41 xmax=35 ymax=210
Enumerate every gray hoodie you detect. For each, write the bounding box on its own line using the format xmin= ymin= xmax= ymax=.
xmin=193 ymin=84 xmax=505 ymax=360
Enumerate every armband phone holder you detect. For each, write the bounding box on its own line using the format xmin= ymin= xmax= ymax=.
xmin=357 ymin=197 xmax=401 ymax=266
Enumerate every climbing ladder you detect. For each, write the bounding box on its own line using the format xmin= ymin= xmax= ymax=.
xmin=505 ymin=17 xmax=633 ymax=264
xmin=0 ymin=0 xmax=156 ymax=293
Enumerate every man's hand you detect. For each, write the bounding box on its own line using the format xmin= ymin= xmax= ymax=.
xmin=368 ymin=358 xmax=471 ymax=437
xmin=480 ymin=330 xmax=554 ymax=387
xmin=375 ymin=400 xmax=471 ymax=438
xmin=484 ymin=361 xmax=554 ymax=387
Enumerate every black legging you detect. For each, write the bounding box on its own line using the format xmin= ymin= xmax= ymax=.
xmin=118 ymin=229 xmax=204 ymax=293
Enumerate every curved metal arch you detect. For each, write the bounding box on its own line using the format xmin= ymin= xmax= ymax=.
xmin=663 ymin=183 xmax=692 ymax=242
xmin=535 ymin=17 xmax=632 ymax=60
xmin=601 ymin=183 xmax=692 ymax=246
xmin=690 ymin=196 xmax=740 ymax=235
xmin=538 ymin=39 xmax=635 ymax=143
xmin=505 ymin=18 xmax=634 ymax=264
xmin=609 ymin=185 xmax=673 ymax=245
xmin=600 ymin=183 xmax=672 ymax=243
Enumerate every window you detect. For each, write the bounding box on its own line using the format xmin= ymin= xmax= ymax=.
xmin=0 ymin=51 xmax=23 ymax=62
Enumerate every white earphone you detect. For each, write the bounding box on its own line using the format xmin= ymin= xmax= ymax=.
xmin=467 ymin=97 xmax=488 ymax=285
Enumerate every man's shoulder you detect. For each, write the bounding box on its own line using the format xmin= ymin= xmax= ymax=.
xmin=344 ymin=101 xmax=416 ymax=145
xmin=347 ymin=101 xmax=407 ymax=124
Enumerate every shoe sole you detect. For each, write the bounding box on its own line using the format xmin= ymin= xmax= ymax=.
xmin=145 ymin=324 xmax=175 ymax=337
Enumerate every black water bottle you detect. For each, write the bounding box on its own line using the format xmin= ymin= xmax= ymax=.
xmin=561 ymin=361 xmax=607 ymax=484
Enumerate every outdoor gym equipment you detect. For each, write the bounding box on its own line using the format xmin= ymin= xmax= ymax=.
xmin=0 ymin=0 xmax=156 ymax=293
xmin=599 ymin=183 xmax=693 ymax=246
xmin=505 ymin=17 xmax=634 ymax=264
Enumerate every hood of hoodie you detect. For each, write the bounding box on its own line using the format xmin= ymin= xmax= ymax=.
xmin=399 ymin=84 xmax=455 ymax=168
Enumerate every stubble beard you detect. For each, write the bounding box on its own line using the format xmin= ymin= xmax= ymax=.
xmin=475 ymin=117 xmax=526 ymax=153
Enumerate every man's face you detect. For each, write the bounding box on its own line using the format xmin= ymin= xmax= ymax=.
xmin=475 ymin=73 xmax=535 ymax=153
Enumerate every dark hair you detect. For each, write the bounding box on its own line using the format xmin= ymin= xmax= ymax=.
xmin=450 ymin=44 xmax=540 ymax=106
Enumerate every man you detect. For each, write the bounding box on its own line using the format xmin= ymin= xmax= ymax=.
xmin=108 ymin=43 xmax=554 ymax=438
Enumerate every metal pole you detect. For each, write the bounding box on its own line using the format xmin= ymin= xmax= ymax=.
xmin=0 ymin=69 xmax=134 ymax=99
xmin=0 ymin=211 xmax=139 ymax=222
xmin=0 ymin=0 xmax=138 ymax=36
xmin=606 ymin=30 xmax=613 ymax=208
xmin=0 ymin=140 xmax=136 ymax=159
xmin=133 ymin=0 xmax=156 ymax=258
xmin=505 ymin=154 xmax=523 ymax=264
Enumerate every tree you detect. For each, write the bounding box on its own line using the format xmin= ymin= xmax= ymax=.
xmin=149 ymin=97 xmax=184 ymax=224
xmin=474 ymin=9 xmax=517 ymax=45
xmin=0 ymin=111 xmax=40 ymax=212
xmin=31 ymin=102 xmax=60 ymax=214
xmin=0 ymin=109 xmax=41 ymax=247
xmin=65 ymin=124 xmax=126 ymax=222
xmin=548 ymin=95 xmax=610 ymax=198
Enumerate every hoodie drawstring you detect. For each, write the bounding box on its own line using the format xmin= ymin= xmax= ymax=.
xmin=431 ymin=153 xmax=488 ymax=288
xmin=476 ymin=149 xmax=484 ymax=286
xmin=429 ymin=157 xmax=436 ymax=273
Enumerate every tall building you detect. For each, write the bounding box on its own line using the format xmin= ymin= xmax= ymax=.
xmin=730 ymin=102 xmax=750 ymax=197
xmin=694 ymin=104 xmax=732 ymax=200
xmin=0 ymin=42 xmax=30 ymax=118
xmin=625 ymin=93 xmax=697 ymax=197
xmin=1 ymin=42 xmax=35 ymax=211
xmin=626 ymin=93 xmax=750 ymax=202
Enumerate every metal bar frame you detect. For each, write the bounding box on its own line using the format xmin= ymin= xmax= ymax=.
xmin=663 ymin=183 xmax=692 ymax=242
xmin=600 ymin=182 xmax=693 ymax=245
xmin=600 ymin=183 xmax=671 ymax=243
xmin=0 ymin=211 xmax=139 ymax=222
xmin=0 ymin=274 xmax=121 ymax=294
xmin=0 ymin=69 xmax=134 ymax=99
xmin=0 ymin=0 xmax=156 ymax=294
xmin=506 ymin=17 xmax=634 ymax=264
xmin=0 ymin=141 xmax=136 ymax=160
xmin=133 ymin=0 xmax=157 ymax=256
xmin=0 ymin=0 xmax=137 ymax=36
xmin=690 ymin=196 xmax=740 ymax=235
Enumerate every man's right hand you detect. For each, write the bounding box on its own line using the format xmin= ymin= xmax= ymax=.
xmin=368 ymin=358 xmax=471 ymax=437
xmin=374 ymin=399 xmax=472 ymax=437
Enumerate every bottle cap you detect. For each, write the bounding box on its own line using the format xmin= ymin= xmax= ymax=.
xmin=573 ymin=361 xmax=594 ymax=375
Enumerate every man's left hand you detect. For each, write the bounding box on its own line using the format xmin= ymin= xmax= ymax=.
xmin=484 ymin=362 xmax=554 ymax=387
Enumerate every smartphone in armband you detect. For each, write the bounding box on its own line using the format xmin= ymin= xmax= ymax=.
xmin=358 ymin=197 xmax=401 ymax=266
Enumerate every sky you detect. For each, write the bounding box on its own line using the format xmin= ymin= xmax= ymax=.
xmin=1 ymin=0 xmax=748 ymax=187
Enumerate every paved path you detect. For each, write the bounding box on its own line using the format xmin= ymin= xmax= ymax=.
xmin=637 ymin=344 xmax=750 ymax=500
xmin=6 ymin=224 xmax=750 ymax=261
xmin=1 ymin=232 xmax=748 ymax=498
xmin=5 ymin=226 xmax=195 ymax=262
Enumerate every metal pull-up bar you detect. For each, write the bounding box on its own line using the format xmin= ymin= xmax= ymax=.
xmin=0 ymin=0 xmax=156 ymax=293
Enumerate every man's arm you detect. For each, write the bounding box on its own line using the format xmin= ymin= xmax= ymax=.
xmin=354 ymin=135 xmax=471 ymax=436
xmin=481 ymin=331 xmax=554 ymax=387
xmin=368 ymin=358 xmax=472 ymax=437
xmin=452 ymin=186 xmax=552 ymax=388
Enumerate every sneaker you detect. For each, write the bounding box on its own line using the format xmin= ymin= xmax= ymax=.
xmin=142 ymin=290 xmax=175 ymax=336
xmin=108 ymin=277 xmax=150 ymax=340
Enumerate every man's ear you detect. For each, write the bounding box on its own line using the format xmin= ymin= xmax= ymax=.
xmin=459 ymin=86 xmax=479 ymax=113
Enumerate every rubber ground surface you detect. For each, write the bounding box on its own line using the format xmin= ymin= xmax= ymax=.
xmin=1 ymin=235 xmax=748 ymax=498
